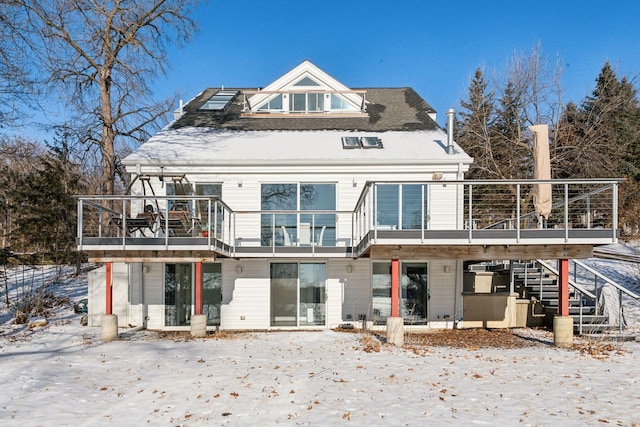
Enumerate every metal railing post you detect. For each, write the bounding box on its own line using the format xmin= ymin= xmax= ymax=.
xmin=618 ymin=288 xmax=623 ymax=332
xmin=516 ymin=184 xmax=521 ymax=242
xmin=122 ymin=199 xmax=127 ymax=249
xmin=231 ymin=211 xmax=236 ymax=257
xmin=77 ymin=199 xmax=83 ymax=249
xmin=373 ymin=184 xmax=378 ymax=242
xmin=421 ymin=183 xmax=425 ymax=242
xmin=272 ymin=214 xmax=276 ymax=254
xmin=468 ymin=184 xmax=473 ymax=243
xmin=579 ymin=293 xmax=584 ymax=335
xmin=164 ymin=202 xmax=169 ymax=249
xmin=207 ymin=200 xmax=212 ymax=249
xmin=564 ymin=183 xmax=569 ymax=242
xmin=594 ymin=276 xmax=599 ymax=314
xmin=612 ymin=182 xmax=618 ymax=242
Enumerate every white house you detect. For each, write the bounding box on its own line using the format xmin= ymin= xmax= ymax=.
xmin=78 ymin=61 xmax=620 ymax=336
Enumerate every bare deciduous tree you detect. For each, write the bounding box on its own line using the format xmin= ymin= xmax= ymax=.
xmin=3 ymin=0 xmax=201 ymax=196
xmin=457 ymin=44 xmax=565 ymax=183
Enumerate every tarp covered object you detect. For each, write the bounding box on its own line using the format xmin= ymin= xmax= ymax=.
xmin=598 ymin=284 xmax=627 ymax=328
xmin=529 ymin=124 xmax=552 ymax=220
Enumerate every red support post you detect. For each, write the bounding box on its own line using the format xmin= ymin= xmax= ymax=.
xmin=195 ymin=262 xmax=203 ymax=316
xmin=391 ymin=258 xmax=399 ymax=317
xmin=558 ymin=258 xmax=569 ymax=317
xmin=105 ymin=262 xmax=112 ymax=315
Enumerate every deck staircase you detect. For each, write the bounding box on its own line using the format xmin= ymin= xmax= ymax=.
xmin=469 ymin=260 xmax=625 ymax=334
xmin=509 ymin=261 xmax=612 ymax=334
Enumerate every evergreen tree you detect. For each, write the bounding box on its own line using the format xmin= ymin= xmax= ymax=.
xmin=491 ymin=79 xmax=531 ymax=180
xmin=1 ymin=135 xmax=85 ymax=263
xmin=580 ymin=62 xmax=640 ymax=179
xmin=455 ymin=68 xmax=495 ymax=179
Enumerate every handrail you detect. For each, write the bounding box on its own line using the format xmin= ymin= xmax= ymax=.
xmin=536 ymin=259 xmax=596 ymax=299
xmin=572 ymin=259 xmax=640 ymax=300
xmin=485 ymin=183 xmax=617 ymax=230
xmin=78 ymin=178 xmax=622 ymax=254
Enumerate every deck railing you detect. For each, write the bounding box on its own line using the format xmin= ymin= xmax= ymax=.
xmin=353 ymin=179 xmax=621 ymax=246
xmin=77 ymin=179 xmax=622 ymax=254
xmin=77 ymin=195 xmax=235 ymax=250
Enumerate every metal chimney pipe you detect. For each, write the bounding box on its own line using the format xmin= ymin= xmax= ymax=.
xmin=446 ymin=108 xmax=456 ymax=154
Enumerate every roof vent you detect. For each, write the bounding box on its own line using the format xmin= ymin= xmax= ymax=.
xmin=446 ymin=109 xmax=456 ymax=155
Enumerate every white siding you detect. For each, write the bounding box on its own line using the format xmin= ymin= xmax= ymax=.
xmin=87 ymin=263 xmax=129 ymax=327
xmin=221 ymin=260 xmax=270 ymax=329
xmin=429 ymin=181 xmax=460 ymax=230
xmin=428 ymin=260 xmax=457 ymax=322
xmin=128 ymin=263 xmax=144 ymax=327
xmin=121 ymin=157 xmax=469 ymax=331
xmin=129 ymin=170 xmax=465 ymax=245
xmin=142 ymin=262 xmax=164 ymax=330
xmin=335 ymin=260 xmax=371 ymax=323
xmin=87 ymin=266 xmax=105 ymax=327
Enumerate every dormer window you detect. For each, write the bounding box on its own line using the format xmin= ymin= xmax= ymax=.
xmin=257 ymin=94 xmax=283 ymax=111
xmin=330 ymin=94 xmax=358 ymax=111
xmin=290 ymin=93 xmax=324 ymax=112
xmin=242 ymin=61 xmax=368 ymax=116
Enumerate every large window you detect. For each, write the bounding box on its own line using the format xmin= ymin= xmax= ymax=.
xmin=330 ymin=94 xmax=358 ymax=111
xmin=261 ymin=183 xmax=336 ymax=246
xmin=196 ymin=183 xmax=222 ymax=235
xmin=165 ymin=263 xmax=192 ymax=326
xmin=270 ymin=262 xmax=326 ymax=327
xmin=375 ymin=184 xmax=428 ymax=230
xmin=254 ymin=91 xmax=359 ymax=113
xmin=257 ymin=94 xmax=283 ymax=111
xmin=289 ymin=93 xmax=325 ymax=112
xmin=371 ymin=261 xmax=428 ymax=325
xmin=165 ymin=262 xmax=222 ymax=327
xmin=203 ymin=263 xmax=222 ymax=326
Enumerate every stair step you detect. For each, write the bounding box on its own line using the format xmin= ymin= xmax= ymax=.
xmin=524 ymin=283 xmax=559 ymax=290
xmin=568 ymin=306 xmax=596 ymax=315
xmin=541 ymin=298 xmax=583 ymax=308
xmin=571 ymin=314 xmax=608 ymax=322
xmin=574 ymin=323 xmax=617 ymax=333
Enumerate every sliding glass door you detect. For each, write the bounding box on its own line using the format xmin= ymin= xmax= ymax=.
xmin=371 ymin=261 xmax=429 ymax=325
xmin=375 ymin=184 xmax=428 ymax=230
xmin=270 ymin=263 xmax=298 ymax=327
xmin=401 ymin=263 xmax=428 ymax=323
xmin=165 ymin=262 xmax=222 ymax=327
xmin=165 ymin=263 xmax=192 ymax=326
xmin=270 ymin=262 xmax=326 ymax=327
xmin=261 ymin=183 xmax=336 ymax=246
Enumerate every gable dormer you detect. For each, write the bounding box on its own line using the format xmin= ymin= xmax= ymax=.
xmin=242 ymin=60 xmax=366 ymax=116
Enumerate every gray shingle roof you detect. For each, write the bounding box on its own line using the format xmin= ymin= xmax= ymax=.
xmin=171 ymin=87 xmax=440 ymax=132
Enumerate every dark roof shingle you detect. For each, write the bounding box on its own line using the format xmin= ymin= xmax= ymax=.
xmin=171 ymin=88 xmax=441 ymax=132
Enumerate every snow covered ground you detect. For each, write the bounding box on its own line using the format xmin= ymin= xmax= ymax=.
xmin=1 ymin=253 xmax=639 ymax=426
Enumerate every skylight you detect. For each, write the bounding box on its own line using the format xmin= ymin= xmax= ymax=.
xmin=342 ymin=137 xmax=360 ymax=149
xmin=199 ymin=90 xmax=239 ymax=111
xmin=341 ymin=136 xmax=383 ymax=149
xmin=361 ymin=137 xmax=383 ymax=149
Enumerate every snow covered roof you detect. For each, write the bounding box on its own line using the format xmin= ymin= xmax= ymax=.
xmin=123 ymin=128 xmax=472 ymax=167
xmin=124 ymin=61 xmax=471 ymax=169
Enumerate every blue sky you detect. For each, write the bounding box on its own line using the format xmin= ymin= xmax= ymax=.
xmin=153 ymin=0 xmax=640 ymax=126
